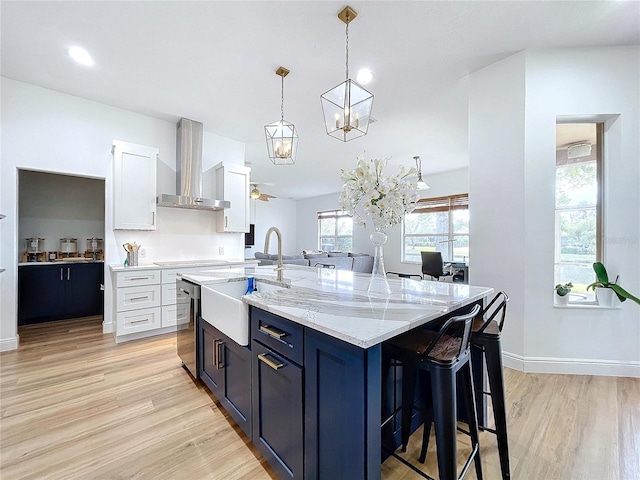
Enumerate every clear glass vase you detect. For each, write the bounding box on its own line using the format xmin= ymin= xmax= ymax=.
xmin=368 ymin=226 xmax=391 ymax=295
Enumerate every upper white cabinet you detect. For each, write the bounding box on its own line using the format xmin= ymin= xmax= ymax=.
xmin=113 ymin=140 xmax=158 ymax=230
xmin=215 ymin=162 xmax=250 ymax=233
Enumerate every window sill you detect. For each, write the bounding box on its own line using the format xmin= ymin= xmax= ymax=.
xmin=554 ymin=301 xmax=621 ymax=310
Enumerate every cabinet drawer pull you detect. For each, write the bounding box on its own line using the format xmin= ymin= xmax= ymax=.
xmin=130 ymin=276 xmax=150 ymax=281
xmin=259 ymin=324 xmax=286 ymax=339
xmin=60 ymin=268 xmax=63 ymax=281
xmin=130 ymin=318 xmax=149 ymax=324
xmin=67 ymin=267 xmax=70 ymax=281
xmin=130 ymin=295 xmax=149 ymax=301
xmin=258 ymin=353 xmax=284 ymax=371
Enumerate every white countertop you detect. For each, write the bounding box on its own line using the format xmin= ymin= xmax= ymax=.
xmin=19 ymin=260 xmax=104 ymax=266
xmin=109 ymin=259 xmax=258 ymax=272
xmin=183 ymin=265 xmax=494 ymax=349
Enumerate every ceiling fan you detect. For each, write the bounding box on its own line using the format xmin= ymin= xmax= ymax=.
xmin=250 ymin=182 xmax=276 ymax=202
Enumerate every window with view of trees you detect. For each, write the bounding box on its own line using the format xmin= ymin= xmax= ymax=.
xmin=402 ymin=194 xmax=469 ymax=263
xmin=318 ymin=210 xmax=353 ymax=252
xmin=555 ymin=122 xmax=602 ymax=296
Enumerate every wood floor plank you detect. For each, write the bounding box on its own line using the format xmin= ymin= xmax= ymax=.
xmin=1 ymin=316 xmax=638 ymax=480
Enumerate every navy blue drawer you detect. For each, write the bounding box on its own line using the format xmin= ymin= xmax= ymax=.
xmin=250 ymin=307 xmax=303 ymax=365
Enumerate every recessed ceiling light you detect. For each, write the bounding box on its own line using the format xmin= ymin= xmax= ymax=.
xmin=356 ymin=69 xmax=373 ymax=84
xmin=68 ymin=46 xmax=94 ymax=67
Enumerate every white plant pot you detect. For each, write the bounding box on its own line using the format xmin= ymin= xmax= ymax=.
xmin=595 ymin=287 xmax=619 ymax=307
xmin=555 ymin=293 xmax=569 ymax=306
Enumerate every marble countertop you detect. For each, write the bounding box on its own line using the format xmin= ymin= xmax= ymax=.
xmin=109 ymin=259 xmax=258 ymax=272
xmin=183 ymin=265 xmax=494 ymax=349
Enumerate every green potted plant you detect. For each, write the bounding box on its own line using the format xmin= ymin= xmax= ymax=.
xmin=586 ymin=262 xmax=640 ymax=307
xmin=554 ymin=282 xmax=573 ymax=306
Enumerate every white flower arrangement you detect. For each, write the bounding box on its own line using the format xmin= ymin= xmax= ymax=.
xmin=339 ymin=155 xmax=420 ymax=230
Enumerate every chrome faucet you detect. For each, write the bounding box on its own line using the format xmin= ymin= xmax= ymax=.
xmin=264 ymin=226 xmax=284 ymax=282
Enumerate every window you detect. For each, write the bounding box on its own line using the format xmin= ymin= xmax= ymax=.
xmin=402 ymin=194 xmax=469 ymax=263
xmin=318 ymin=210 xmax=353 ymax=252
xmin=555 ymin=123 xmax=603 ymax=295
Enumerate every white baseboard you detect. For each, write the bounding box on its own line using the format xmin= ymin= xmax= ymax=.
xmin=0 ymin=335 xmax=19 ymax=352
xmin=115 ymin=326 xmax=176 ymax=343
xmin=102 ymin=320 xmax=114 ymax=334
xmin=502 ymin=350 xmax=640 ymax=378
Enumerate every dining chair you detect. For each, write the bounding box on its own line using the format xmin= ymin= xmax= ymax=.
xmin=387 ymin=271 xmax=423 ymax=280
xmin=314 ymin=262 xmax=335 ymax=269
xmin=421 ymin=251 xmax=452 ymax=281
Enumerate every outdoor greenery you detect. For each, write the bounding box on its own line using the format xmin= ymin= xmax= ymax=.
xmin=555 ymin=160 xmax=598 ymax=290
xmin=404 ymin=209 xmax=469 ymax=262
xmin=319 ymin=211 xmax=353 ymax=252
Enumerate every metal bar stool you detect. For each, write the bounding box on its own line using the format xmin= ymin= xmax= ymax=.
xmin=471 ymin=291 xmax=510 ymax=480
xmin=384 ymin=304 xmax=482 ymax=480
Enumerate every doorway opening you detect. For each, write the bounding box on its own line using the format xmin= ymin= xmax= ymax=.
xmin=17 ymin=169 xmax=106 ymax=343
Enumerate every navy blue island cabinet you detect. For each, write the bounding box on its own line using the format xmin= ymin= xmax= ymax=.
xmin=200 ymin=320 xmax=253 ymax=438
xmin=249 ymin=307 xmax=382 ymax=480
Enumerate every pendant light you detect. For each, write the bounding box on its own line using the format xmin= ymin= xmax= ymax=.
xmin=414 ymin=156 xmax=430 ymax=190
xmin=265 ymin=67 xmax=298 ymax=165
xmin=321 ymin=6 xmax=374 ymax=142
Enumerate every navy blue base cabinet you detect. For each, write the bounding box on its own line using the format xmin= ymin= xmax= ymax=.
xmin=304 ymin=328 xmax=381 ymax=480
xmin=249 ymin=307 xmax=382 ymax=480
xmin=251 ymin=309 xmax=304 ymax=480
xmin=18 ymin=263 xmax=104 ymax=325
xmin=200 ymin=320 xmax=252 ymax=438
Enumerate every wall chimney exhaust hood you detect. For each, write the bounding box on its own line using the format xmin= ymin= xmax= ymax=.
xmin=157 ymin=118 xmax=230 ymax=211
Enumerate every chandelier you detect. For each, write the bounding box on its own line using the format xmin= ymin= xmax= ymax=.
xmin=265 ymin=67 xmax=298 ymax=165
xmin=320 ymin=6 xmax=374 ymax=142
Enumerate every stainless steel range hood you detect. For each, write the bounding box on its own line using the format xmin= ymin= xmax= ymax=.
xmin=157 ymin=118 xmax=230 ymax=211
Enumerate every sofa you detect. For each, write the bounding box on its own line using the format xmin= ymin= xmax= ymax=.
xmin=254 ymin=251 xmax=374 ymax=274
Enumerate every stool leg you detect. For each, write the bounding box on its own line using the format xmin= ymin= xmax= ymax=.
xmin=485 ymin=339 xmax=511 ymax=480
xmin=430 ymin=364 xmax=457 ymax=480
xmin=461 ymin=361 xmax=483 ymax=480
xmin=471 ymin=343 xmax=487 ymax=429
xmin=419 ymin=401 xmax=433 ymax=463
xmin=401 ymin=360 xmax=418 ymax=452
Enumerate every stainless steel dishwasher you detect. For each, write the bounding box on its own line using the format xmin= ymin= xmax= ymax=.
xmin=176 ymin=277 xmax=200 ymax=378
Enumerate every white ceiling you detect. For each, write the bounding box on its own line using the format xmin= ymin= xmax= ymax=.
xmin=2 ymin=1 xmax=639 ymax=199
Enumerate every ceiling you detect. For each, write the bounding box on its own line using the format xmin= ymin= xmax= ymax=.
xmin=2 ymin=1 xmax=638 ymax=200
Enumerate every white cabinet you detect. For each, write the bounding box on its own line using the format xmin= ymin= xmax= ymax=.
xmin=215 ymin=162 xmax=250 ymax=233
xmin=113 ymin=140 xmax=158 ymax=230
xmin=160 ymin=267 xmax=198 ymax=328
xmin=114 ymin=268 xmax=161 ymax=336
xmin=112 ymin=264 xmax=243 ymax=340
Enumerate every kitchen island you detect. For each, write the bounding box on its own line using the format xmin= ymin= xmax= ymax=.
xmin=182 ymin=265 xmax=493 ymax=480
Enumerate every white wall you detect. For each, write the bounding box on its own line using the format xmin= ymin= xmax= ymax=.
xmin=19 ymin=170 xmax=105 ymax=257
xmin=296 ymin=168 xmax=469 ymax=277
xmin=469 ymin=46 xmax=640 ymax=376
xmin=468 ymin=51 xmax=527 ymax=368
xmin=0 ymin=78 xmax=246 ymax=350
xmin=245 ymin=197 xmax=298 ymax=258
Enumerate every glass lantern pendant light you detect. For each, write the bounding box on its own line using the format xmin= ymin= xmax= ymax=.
xmin=265 ymin=66 xmax=298 ymax=165
xmin=321 ymin=6 xmax=374 ymax=142
xmin=414 ymin=156 xmax=431 ymax=190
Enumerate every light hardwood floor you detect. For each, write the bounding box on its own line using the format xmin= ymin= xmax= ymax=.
xmin=1 ymin=317 xmax=638 ymax=480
